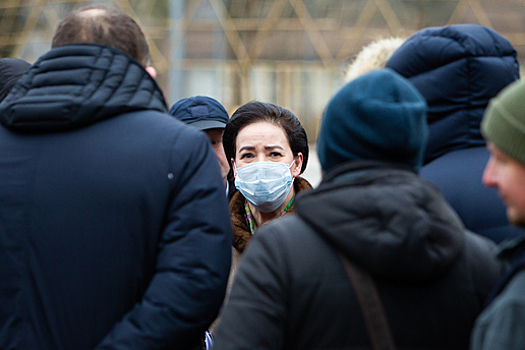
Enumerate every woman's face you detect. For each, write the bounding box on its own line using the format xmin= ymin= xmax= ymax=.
xmin=233 ymin=121 xmax=303 ymax=177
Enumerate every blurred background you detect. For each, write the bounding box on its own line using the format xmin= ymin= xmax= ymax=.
xmin=2 ymin=0 xmax=525 ymax=184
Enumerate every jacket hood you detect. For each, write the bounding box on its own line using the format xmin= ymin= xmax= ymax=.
xmin=386 ymin=24 xmax=519 ymax=164
xmin=296 ymin=161 xmax=464 ymax=282
xmin=0 ymin=58 xmax=31 ymax=103
xmin=0 ymin=44 xmax=167 ymax=132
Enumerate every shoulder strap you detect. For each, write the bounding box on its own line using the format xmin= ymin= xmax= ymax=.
xmin=338 ymin=252 xmax=396 ymax=350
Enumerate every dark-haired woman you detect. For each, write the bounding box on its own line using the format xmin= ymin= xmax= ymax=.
xmin=207 ymin=101 xmax=312 ymax=336
xmin=223 ymin=101 xmax=312 ymax=260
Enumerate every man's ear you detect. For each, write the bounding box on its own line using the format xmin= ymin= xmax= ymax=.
xmin=145 ymin=66 xmax=157 ymax=79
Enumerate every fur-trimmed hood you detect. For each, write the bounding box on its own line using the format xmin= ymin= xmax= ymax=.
xmin=344 ymin=37 xmax=405 ymax=83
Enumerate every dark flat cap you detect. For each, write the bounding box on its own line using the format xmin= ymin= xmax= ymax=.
xmin=169 ymin=96 xmax=229 ymax=130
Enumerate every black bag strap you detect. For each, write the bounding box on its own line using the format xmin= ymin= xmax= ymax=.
xmin=338 ymin=252 xmax=396 ymax=350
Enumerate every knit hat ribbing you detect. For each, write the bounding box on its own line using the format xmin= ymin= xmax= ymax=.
xmin=317 ymin=68 xmax=428 ymax=172
xmin=482 ymin=79 xmax=525 ymax=165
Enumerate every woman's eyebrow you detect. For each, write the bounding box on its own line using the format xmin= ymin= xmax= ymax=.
xmin=265 ymin=145 xmax=284 ymax=150
xmin=238 ymin=146 xmax=255 ymax=152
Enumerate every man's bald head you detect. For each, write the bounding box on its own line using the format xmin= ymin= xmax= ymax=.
xmin=52 ymin=6 xmax=150 ymax=66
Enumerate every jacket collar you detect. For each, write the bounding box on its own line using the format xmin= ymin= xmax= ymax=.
xmin=321 ymin=160 xmax=417 ymax=186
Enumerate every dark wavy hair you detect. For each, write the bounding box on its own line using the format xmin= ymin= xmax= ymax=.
xmin=223 ymin=101 xmax=309 ymax=176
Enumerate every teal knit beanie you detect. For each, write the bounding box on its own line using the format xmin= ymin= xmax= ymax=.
xmin=317 ymin=68 xmax=428 ymax=172
xmin=482 ymin=79 xmax=525 ymax=164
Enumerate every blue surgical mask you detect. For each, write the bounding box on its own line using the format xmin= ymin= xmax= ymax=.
xmin=235 ymin=161 xmax=295 ymax=213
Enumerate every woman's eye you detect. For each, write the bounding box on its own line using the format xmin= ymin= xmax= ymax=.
xmin=240 ymin=153 xmax=253 ymax=159
xmin=270 ymin=152 xmax=282 ymax=157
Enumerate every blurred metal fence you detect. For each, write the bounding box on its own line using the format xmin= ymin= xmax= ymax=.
xmin=1 ymin=0 xmax=525 ymax=140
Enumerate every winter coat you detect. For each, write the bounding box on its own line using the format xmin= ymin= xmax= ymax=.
xmin=471 ymin=236 xmax=525 ymax=350
xmin=0 ymin=44 xmax=232 ymax=350
xmin=386 ymin=24 xmax=523 ymax=243
xmin=214 ymin=161 xmax=504 ymax=350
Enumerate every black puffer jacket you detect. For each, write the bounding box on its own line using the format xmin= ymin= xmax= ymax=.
xmin=0 ymin=44 xmax=232 ymax=350
xmin=214 ymin=161 xmax=504 ymax=350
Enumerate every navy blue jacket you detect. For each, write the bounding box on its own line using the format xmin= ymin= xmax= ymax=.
xmin=386 ymin=24 xmax=523 ymax=243
xmin=0 ymin=44 xmax=232 ymax=350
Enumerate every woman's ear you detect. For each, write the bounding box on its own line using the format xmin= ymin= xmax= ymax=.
xmin=231 ymin=158 xmax=237 ymax=178
xmin=292 ymin=153 xmax=303 ymax=177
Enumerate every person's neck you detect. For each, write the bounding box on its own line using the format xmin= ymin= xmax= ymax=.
xmin=248 ymin=186 xmax=295 ymax=227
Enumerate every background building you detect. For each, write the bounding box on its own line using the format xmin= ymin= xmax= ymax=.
xmin=2 ymin=0 xmax=525 ymax=146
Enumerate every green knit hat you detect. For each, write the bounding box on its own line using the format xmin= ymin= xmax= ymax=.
xmin=482 ymin=79 xmax=525 ymax=165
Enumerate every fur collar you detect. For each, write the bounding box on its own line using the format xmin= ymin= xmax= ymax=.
xmin=230 ymin=176 xmax=312 ymax=253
